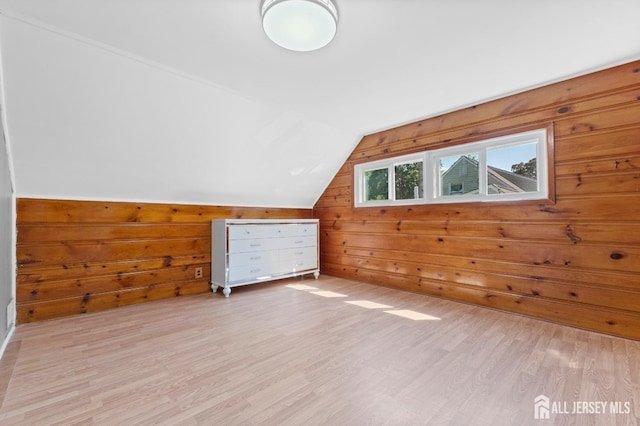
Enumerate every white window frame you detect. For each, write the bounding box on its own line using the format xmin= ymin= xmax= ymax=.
xmin=354 ymin=127 xmax=550 ymax=207
xmin=355 ymin=152 xmax=427 ymax=207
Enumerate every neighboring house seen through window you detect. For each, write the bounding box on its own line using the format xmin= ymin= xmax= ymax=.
xmin=354 ymin=127 xmax=552 ymax=207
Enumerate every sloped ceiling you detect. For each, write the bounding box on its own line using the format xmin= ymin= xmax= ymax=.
xmin=0 ymin=0 xmax=638 ymax=208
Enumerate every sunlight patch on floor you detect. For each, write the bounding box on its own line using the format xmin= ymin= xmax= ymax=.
xmin=285 ymin=284 xmax=319 ymax=291
xmin=310 ymin=291 xmax=349 ymax=298
xmin=345 ymin=300 xmax=393 ymax=309
xmin=286 ymin=283 xmax=440 ymax=321
xmin=384 ymin=310 xmax=441 ymax=321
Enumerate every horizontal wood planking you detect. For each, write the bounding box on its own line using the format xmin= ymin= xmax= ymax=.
xmin=320 ymin=248 xmax=640 ymax=312
xmin=17 ymin=280 xmax=211 ymax=324
xmin=19 ymin=238 xmax=210 ymax=267
xmin=320 ymin=245 xmax=640 ymax=291
xmin=17 ymin=198 xmax=312 ymax=323
xmin=349 ymin=100 xmax=638 ymax=162
xmin=17 ymin=199 xmax=309 ymax=223
xmin=321 ymin=232 xmax=640 ymax=274
xmin=17 ymin=223 xmax=210 ymax=243
xmin=323 ymin=219 xmax=640 ymax=244
xmin=17 ymin=254 xmax=209 ymax=284
xmin=351 ymin=91 xmax=640 ymax=161
xmin=315 ymin=196 xmax=640 ymax=222
xmin=556 ymin=153 xmax=640 ymax=177
xmin=554 ymin=126 xmax=640 ymax=162
xmin=313 ymin=60 xmax=640 ymax=340
xmin=17 ymin=264 xmax=212 ymax=302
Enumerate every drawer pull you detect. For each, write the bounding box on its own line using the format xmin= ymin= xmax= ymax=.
xmin=250 ymin=268 xmax=261 ymax=273
xmin=295 ymin=251 xmax=304 ymax=255
xmin=250 ymin=243 xmax=262 ymax=247
xmin=294 ymin=240 xmax=304 ymax=244
xmin=250 ymin=256 xmax=262 ymax=261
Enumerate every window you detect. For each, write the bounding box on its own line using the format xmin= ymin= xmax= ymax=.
xmin=355 ymin=153 xmax=425 ymax=206
xmin=487 ymin=142 xmax=538 ymax=195
xmin=449 ymin=182 xmax=463 ymax=195
xmin=438 ymin=152 xmax=479 ymax=197
xmin=354 ymin=127 xmax=551 ymax=207
xmin=395 ymin=159 xmax=424 ymax=200
xmin=364 ymin=167 xmax=388 ymax=201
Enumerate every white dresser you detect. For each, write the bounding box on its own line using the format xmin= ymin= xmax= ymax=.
xmin=211 ymin=219 xmax=319 ymax=297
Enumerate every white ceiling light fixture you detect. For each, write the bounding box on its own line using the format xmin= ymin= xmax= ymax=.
xmin=261 ymin=0 xmax=338 ymax=52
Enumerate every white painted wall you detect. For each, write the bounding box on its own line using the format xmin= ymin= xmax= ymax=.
xmin=0 ymin=125 xmax=12 ymax=339
xmin=0 ymin=23 xmax=15 ymax=348
xmin=0 ymin=16 xmax=357 ymax=208
xmin=1 ymin=2 xmax=639 ymax=209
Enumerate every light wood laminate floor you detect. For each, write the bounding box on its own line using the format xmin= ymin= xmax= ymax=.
xmin=0 ymin=276 xmax=638 ymax=425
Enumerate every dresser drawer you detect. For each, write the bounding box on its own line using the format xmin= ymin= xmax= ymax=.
xmin=228 ymin=223 xmax=317 ymax=240
xmin=278 ymin=224 xmax=317 ymax=238
xmin=279 ymin=246 xmax=317 ymax=262
xmin=275 ymin=255 xmax=318 ymax=275
xmin=228 ymin=235 xmax=316 ymax=253
xmin=228 ymin=256 xmax=317 ymax=283
xmin=228 ymin=238 xmax=275 ymax=253
xmin=278 ymin=235 xmax=316 ymax=249
xmin=228 ymin=264 xmax=273 ymax=283
xmin=229 ymin=225 xmax=283 ymax=240
xmin=228 ymin=250 xmax=278 ymax=268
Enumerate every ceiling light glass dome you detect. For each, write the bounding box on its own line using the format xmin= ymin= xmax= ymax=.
xmin=261 ymin=0 xmax=338 ymax=52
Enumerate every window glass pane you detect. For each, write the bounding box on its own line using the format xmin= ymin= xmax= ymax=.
xmin=439 ymin=153 xmax=479 ymax=196
xmin=487 ymin=143 xmax=538 ymax=194
xmin=395 ymin=161 xmax=423 ymax=200
xmin=365 ymin=168 xmax=389 ymax=201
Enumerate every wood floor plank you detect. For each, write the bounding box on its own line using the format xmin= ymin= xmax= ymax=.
xmin=0 ymin=276 xmax=638 ymax=425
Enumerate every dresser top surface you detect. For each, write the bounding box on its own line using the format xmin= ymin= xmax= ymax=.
xmin=213 ymin=219 xmax=318 ymax=225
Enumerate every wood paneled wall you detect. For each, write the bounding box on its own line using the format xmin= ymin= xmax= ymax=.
xmin=313 ymin=61 xmax=640 ymax=340
xmin=17 ymin=199 xmax=311 ymax=323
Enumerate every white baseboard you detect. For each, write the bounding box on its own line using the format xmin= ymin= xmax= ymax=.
xmin=0 ymin=326 xmax=15 ymax=361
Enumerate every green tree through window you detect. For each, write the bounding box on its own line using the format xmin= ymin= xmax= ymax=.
xmin=395 ymin=162 xmax=423 ymax=200
xmin=365 ymin=168 xmax=388 ymax=200
xmin=511 ymin=158 xmax=537 ymax=179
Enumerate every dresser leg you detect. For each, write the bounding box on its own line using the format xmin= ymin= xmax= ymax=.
xmin=211 ymin=283 xmax=218 ymax=293
xmin=223 ymin=286 xmax=231 ymax=297
xmin=314 ymin=271 xmax=320 ymax=279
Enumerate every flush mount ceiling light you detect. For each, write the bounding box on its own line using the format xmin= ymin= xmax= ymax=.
xmin=261 ymin=0 xmax=338 ymax=52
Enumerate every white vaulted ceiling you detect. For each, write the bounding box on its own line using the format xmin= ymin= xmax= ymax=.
xmin=0 ymin=0 xmax=638 ymax=207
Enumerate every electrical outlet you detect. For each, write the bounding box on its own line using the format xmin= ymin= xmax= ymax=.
xmin=195 ymin=267 xmax=203 ymax=279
